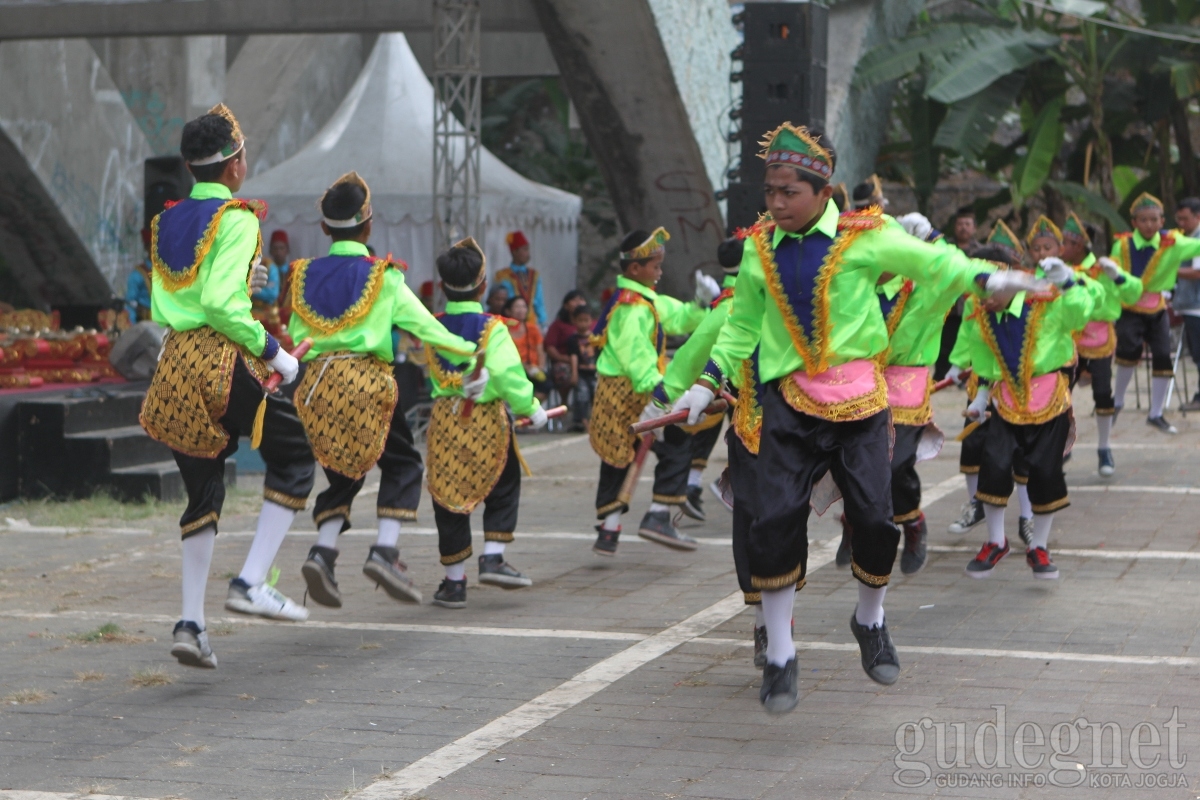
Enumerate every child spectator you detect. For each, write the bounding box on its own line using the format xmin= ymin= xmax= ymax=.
xmin=566 ymin=305 xmax=597 ymax=431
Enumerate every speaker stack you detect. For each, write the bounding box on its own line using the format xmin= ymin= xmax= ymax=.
xmin=723 ymin=2 xmax=828 ymax=231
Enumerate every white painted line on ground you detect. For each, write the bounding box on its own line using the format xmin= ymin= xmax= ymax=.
xmin=919 ymin=475 xmax=966 ymax=508
xmin=693 ymin=637 xmax=1200 ymax=667
xmin=0 ymin=609 xmax=648 ymax=642
xmin=350 ymin=538 xmax=840 ymax=800
xmin=511 ymin=434 xmax=588 ymax=456
xmin=0 ymin=517 xmax=152 ymax=535
xmin=927 ymin=544 xmax=1200 ymax=560
xmin=0 ymin=792 xmax=138 ymax=800
xmin=1072 ymin=484 xmax=1200 ymax=496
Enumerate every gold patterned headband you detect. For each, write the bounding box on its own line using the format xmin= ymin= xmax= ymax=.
xmin=620 ymin=227 xmax=670 ymax=261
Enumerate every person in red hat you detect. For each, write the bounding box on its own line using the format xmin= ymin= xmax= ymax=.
xmin=124 ymin=228 xmax=154 ymax=322
xmin=495 ymin=230 xmax=546 ymax=328
xmin=269 ymin=229 xmax=293 ymax=326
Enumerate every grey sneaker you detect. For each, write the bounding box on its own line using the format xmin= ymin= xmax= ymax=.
xmin=948 ymin=498 xmax=985 ymax=535
xmin=171 ymin=620 xmax=217 ymax=669
xmin=899 ymin=514 xmax=927 ymax=575
xmin=432 ymin=577 xmax=467 ymax=609
xmin=759 ymin=657 xmax=799 ymax=714
xmin=301 ymin=545 xmax=342 ymax=608
xmin=637 ymin=510 xmax=698 ymax=551
xmin=1017 ymin=516 xmax=1034 ymax=547
xmin=362 ymin=545 xmax=422 ymax=603
xmin=1147 ymin=415 xmax=1178 ymax=434
xmin=593 ymin=525 xmax=620 ymax=556
xmin=680 ymin=486 xmax=706 ymax=521
xmin=849 ymin=612 xmax=900 ymax=685
xmin=1098 ymin=448 xmax=1115 ymax=477
xmin=478 ymin=553 xmax=532 ymax=588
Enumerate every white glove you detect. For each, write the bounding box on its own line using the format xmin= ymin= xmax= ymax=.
xmin=694 ymin=270 xmax=721 ymax=306
xmin=249 ymin=259 xmax=269 ymax=293
xmin=897 ymin=212 xmax=933 ymax=241
xmin=672 ymin=382 xmax=716 ymax=426
xmin=1039 ymin=257 xmax=1072 ymax=287
xmin=945 ymin=365 xmax=963 ymax=385
xmin=267 ymin=349 xmax=299 ymax=386
xmin=638 ymin=401 xmax=669 ymax=441
xmin=985 ymin=269 xmax=1046 ymax=296
xmin=526 ymin=404 xmax=548 ymax=431
xmin=1097 ymin=256 xmax=1122 ymax=281
xmin=463 ymin=367 xmax=489 ymax=401
xmin=966 ymin=385 xmax=990 ymax=420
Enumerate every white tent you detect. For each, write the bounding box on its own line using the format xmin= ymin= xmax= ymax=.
xmin=242 ymin=33 xmax=581 ymax=319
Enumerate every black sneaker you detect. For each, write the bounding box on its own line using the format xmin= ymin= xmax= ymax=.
xmin=849 ymin=612 xmax=901 ymax=685
xmin=362 ymin=545 xmax=422 ymax=604
xmin=752 ymin=625 xmax=768 ymax=668
xmin=478 ymin=553 xmax=532 ymax=588
xmin=301 ymin=545 xmax=342 ymax=608
xmin=1017 ymin=516 xmax=1033 ymax=548
xmin=170 ymin=620 xmax=217 ymax=669
xmin=759 ymin=657 xmax=799 ymax=714
xmin=836 ymin=514 xmax=852 ymax=568
xmin=1098 ymin=448 xmax=1115 ymax=477
xmin=593 ymin=525 xmax=620 ymax=557
xmin=1147 ymin=415 xmax=1178 ymax=434
xmin=432 ymin=577 xmax=467 ymax=609
xmin=680 ymin=486 xmax=706 ymax=521
xmin=948 ymin=498 xmax=985 ymax=534
xmin=1025 ymin=546 xmax=1060 ymax=580
xmin=899 ymin=514 xmax=927 ymax=575
xmin=637 ymin=510 xmax=698 ymax=551
xmin=966 ymin=539 xmax=1010 ymax=578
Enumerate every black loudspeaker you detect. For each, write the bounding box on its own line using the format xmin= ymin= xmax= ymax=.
xmin=725 ymin=1 xmax=828 ymax=231
xmin=144 ymin=156 xmax=193 ymax=230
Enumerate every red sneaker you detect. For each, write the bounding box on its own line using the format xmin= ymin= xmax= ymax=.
xmin=966 ymin=539 xmax=1010 ymax=578
xmin=1025 ymin=547 xmax=1059 ymax=580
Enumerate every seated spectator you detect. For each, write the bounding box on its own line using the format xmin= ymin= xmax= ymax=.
xmin=504 ymin=296 xmax=549 ymax=401
xmin=546 ymin=290 xmax=587 ymax=364
xmin=565 ymin=305 xmax=597 ymax=432
xmin=486 ymin=285 xmax=509 ymax=316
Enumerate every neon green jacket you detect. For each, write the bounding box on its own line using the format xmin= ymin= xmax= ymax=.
xmin=428 ymin=301 xmax=538 ymax=418
xmin=287 ymin=241 xmax=474 ymax=364
xmin=150 ymin=183 xmax=266 ymax=355
xmin=1111 ymin=229 xmax=1200 ymax=296
xmin=662 ymin=274 xmax=736 ymax=402
xmin=1071 ymin=252 xmax=1143 ymax=323
xmin=878 ymin=235 xmax=970 ymax=368
xmin=595 ymin=274 xmax=707 ymax=394
xmin=710 ymin=202 xmax=993 ymax=383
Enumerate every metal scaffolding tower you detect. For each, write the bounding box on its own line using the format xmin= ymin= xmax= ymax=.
xmin=432 ymin=0 xmax=481 ymax=250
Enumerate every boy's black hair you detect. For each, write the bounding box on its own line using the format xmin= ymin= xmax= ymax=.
xmin=1179 ymin=197 xmax=1200 ymax=214
xmin=570 ymin=304 xmax=593 ymax=320
xmin=619 ymin=229 xmax=652 ymax=271
xmin=181 ymin=114 xmax=237 ymax=183
xmin=437 ymin=245 xmax=485 ymax=302
xmin=765 ymin=130 xmax=838 ymax=192
xmin=716 ymin=237 xmax=744 ymax=270
xmin=851 ymin=180 xmax=876 ymax=203
xmin=972 ymin=244 xmax=1015 ymax=267
xmin=321 ymin=181 xmax=369 ymax=241
xmin=954 ymin=206 xmax=977 ymax=220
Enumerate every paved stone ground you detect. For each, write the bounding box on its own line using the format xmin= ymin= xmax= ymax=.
xmin=0 ymin=385 xmax=1199 ymax=800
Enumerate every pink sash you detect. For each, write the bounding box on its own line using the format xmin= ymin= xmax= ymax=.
xmin=1077 ymin=321 xmax=1111 ymax=350
xmin=792 ymin=359 xmax=878 ymax=404
xmin=1135 ymin=291 xmax=1163 ymax=311
xmin=997 ymin=373 xmax=1060 ymax=413
xmin=883 ymin=365 xmax=929 ymax=408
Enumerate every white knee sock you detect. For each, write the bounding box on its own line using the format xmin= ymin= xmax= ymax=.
xmin=855 ymin=583 xmax=887 ymax=629
xmin=182 ymin=527 xmax=216 ymax=628
xmin=1096 ymin=414 xmax=1113 ymax=450
xmin=965 ymin=473 xmax=979 ymax=501
xmin=445 ymin=562 xmax=466 ymax=581
xmin=316 ymin=517 xmax=343 ymax=550
xmin=603 ymin=511 xmax=622 ymax=530
xmin=238 ymin=501 xmax=296 ymax=586
xmin=754 ymin=605 xmax=765 ymax=628
xmin=1016 ymin=484 xmax=1033 ymax=519
xmin=648 ymin=502 xmax=669 ymax=513
xmin=761 ymin=585 xmax=797 ymax=667
xmin=1030 ymin=513 xmax=1053 ymax=550
xmin=1150 ymin=376 xmax=1171 ymax=418
xmin=1114 ymin=364 xmax=1135 ymax=409
xmin=483 ymin=540 xmax=506 ymax=556
xmin=375 ymin=518 xmax=401 ymax=549
xmin=983 ymin=502 xmax=1007 ymax=546
xmin=687 ymin=468 xmax=703 ymax=487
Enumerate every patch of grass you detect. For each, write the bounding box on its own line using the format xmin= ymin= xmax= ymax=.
xmin=3 ymin=688 xmax=49 ymax=704
xmin=359 ymin=641 xmax=381 ymax=651
xmin=74 ymin=670 xmax=106 ymax=682
xmin=174 ymin=742 xmax=209 ymax=754
xmin=68 ymin=623 xmax=152 ymax=645
xmin=129 ymin=667 xmax=174 ymax=687
xmin=207 ymin=622 xmax=236 ymax=637
xmin=238 ymin=693 xmax=255 ymax=701
xmin=169 ymin=759 xmax=193 ymax=768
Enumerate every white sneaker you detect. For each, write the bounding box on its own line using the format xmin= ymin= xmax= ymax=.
xmin=225 ymin=579 xmax=309 ymax=621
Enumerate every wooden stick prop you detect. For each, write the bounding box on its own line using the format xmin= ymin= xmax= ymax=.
xmin=932 ymin=368 xmax=972 ymax=394
xmin=616 ymin=434 xmax=654 ymax=508
xmin=459 ymin=358 xmax=486 ymax=419
xmin=253 ymin=338 xmax=313 ymax=449
xmin=627 ymin=399 xmax=729 ymax=435
xmin=514 ymin=405 xmax=568 ymax=428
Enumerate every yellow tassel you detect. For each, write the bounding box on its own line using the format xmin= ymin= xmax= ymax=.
xmin=955 ymin=420 xmax=982 ymax=442
xmin=511 ymin=433 xmax=533 ymax=477
xmin=251 ymin=394 xmax=268 ymax=449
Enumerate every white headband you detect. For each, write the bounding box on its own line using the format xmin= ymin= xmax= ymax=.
xmin=187 ymin=137 xmax=244 ymax=167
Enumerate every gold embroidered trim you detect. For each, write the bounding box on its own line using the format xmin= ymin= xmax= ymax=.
xmin=690 ymin=458 xmax=709 ymax=469
xmin=151 ymin=199 xmax=265 ymax=292
xmin=596 ymin=499 xmax=626 ymax=517
xmin=959 ymin=465 xmax=981 ymax=474
xmin=1114 ymin=356 xmax=1140 ymax=367
xmin=974 ymin=297 xmax=1046 ymax=413
xmin=750 ymin=563 xmax=804 ymax=590
xmin=779 ymin=365 xmax=889 ymax=423
xmin=1095 ymin=407 xmax=1116 ymax=416
xmin=264 ymin=488 xmax=308 ymax=510
xmin=484 ymin=531 xmax=515 ymax=542
xmin=1117 ymin=235 xmax=1171 ymax=302
xmin=877 ymin=280 xmax=914 ymax=365
xmin=1074 ymin=322 xmax=1116 ymax=360
xmin=851 ymin=562 xmax=889 ymax=587
xmin=290 ymin=256 xmax=386 ymax=334
xmin=1032 ymin=497 xmax=1070 ymax=513
xmin=181 ymin=512 xmax=219 ymax=537
xmin=440 ymin=546 xmax=473 ymax=565
xmin=1152 ymin=369 xmax=1176 ymax=378
xmin=890 ymin=375 xmax=934 ymax=427
xmin=590 ymin=292 xmax=667 ymax=373
xmin=426 ymin=397 xmax=510 ymax=514
xmin=679 ymin=409 xmax=724 ymax=434
xmin=377 ymin=507 xmax=418 ymax=521
xmin=732 ymin=360 xmax=762 ymax=455
xmin=427 ymin=317 xmax=504 ymax=391
xmin=743 ymin=592 xmax=762 ymax=605
xmin=975 ymin=491 xmax=1010 ymax=507
xmin=993 ymin=373 xmax=1072 ymax=425
xmin=295 ymin=353 xmax=398 ymax=479
xmin=652 ymin=493 xmax=687 ymax=505
xmin=313 ymin=506 xmax=350 ymax=526
xmin=1013 ymin=474 xmax=1029 ymax=485
xmin=893 ymin=508 xmax=923 ymax=524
